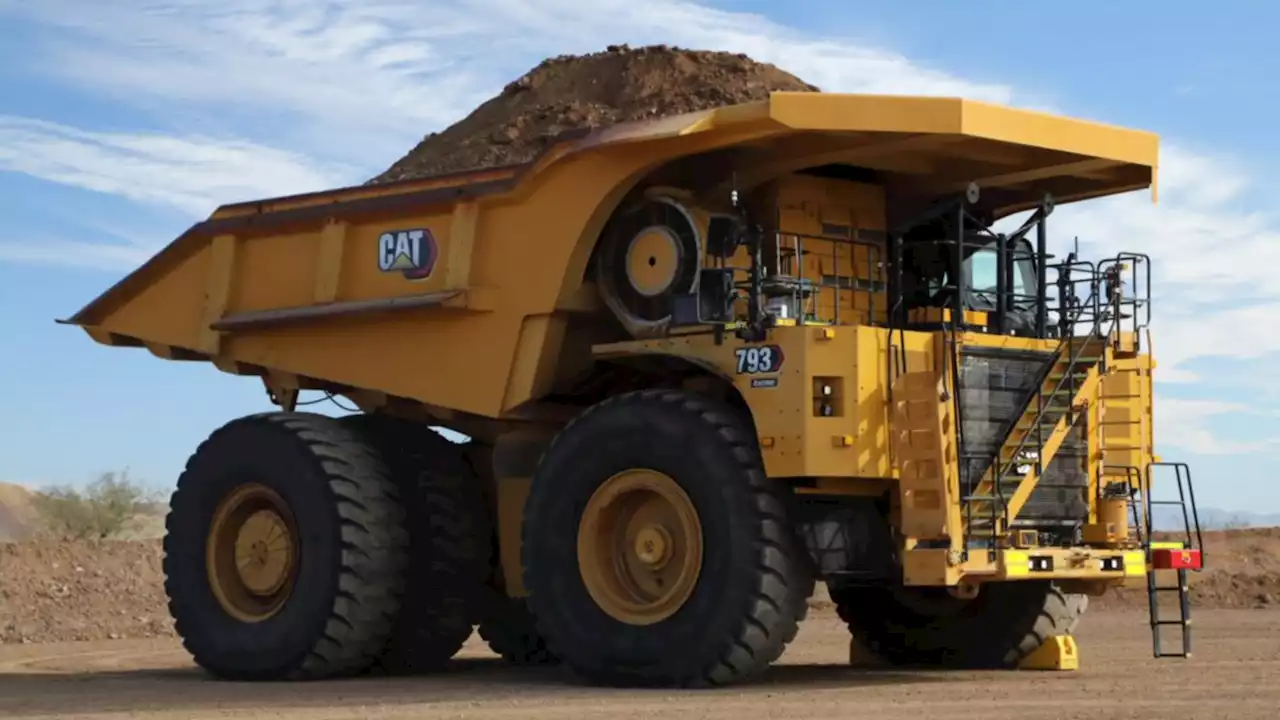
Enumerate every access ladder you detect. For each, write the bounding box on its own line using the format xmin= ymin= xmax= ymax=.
xmin=1134 ymin=462 xmax=1204 ymax=659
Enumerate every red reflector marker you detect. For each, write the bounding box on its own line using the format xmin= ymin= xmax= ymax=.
xmin=1151 ymin=548 xmax=1202 ymax=570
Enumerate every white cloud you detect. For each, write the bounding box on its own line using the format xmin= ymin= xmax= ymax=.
xmin=0 ymin=238 xmax=152 ymax=271
xmin=1156 ymin=398 xmax=1278 ymax=456
xmin=1038 ymin=144 xmax=1280 ymax=382
xmin=1 ymin=0 xmax=1278 ymax=459
xmin=0 ymin=116 xmax=351 ymax=217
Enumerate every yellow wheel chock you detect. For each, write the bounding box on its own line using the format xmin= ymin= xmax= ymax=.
xmin=847 ymin=634 xmax=1079 ymax=671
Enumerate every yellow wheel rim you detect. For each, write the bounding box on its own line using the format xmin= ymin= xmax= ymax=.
xmin=625 ymin=227 xmax=680 ymax=297
xmin=205 ymin=483 xmax=298 ymax=623
xmin=577 ymin=469 xmax=703 ymax=625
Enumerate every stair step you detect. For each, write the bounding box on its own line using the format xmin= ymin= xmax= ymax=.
xmin=1047 ymin=372 xmax=1092 ymax=383
xmin=995 ymin=448 xmax=1084 ymax=465
xmin=1024 ymin=409 xmax=1070 ymax=420
xmin=994 ymin=478 xmax=1086 ymax=487
xmin=1017 ymin=413 xmax=1071 ymax=428
xmin=994 ymin=455 xmax=1087 ymax=470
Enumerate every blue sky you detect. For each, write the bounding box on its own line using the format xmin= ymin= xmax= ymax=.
xmin=1 ymin=0 xmax=1277 ymax=514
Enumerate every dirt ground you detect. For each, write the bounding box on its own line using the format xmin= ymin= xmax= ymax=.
xmin=0 ymin=607 xmax=1274 ymax=720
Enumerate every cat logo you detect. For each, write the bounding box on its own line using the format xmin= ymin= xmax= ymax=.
xmin=377 ymin=228 xmax=438 ymax=280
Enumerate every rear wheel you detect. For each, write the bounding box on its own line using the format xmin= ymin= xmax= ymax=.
xmin=521 ymin=389 xmax=811 ymax=687
xmin=831 ymin=580 xmax=1088 ymax=668
xmin=339 ymin=414 xmax=492 ymax=675
xmin=164 ymin=412 xmax=408 ymax=681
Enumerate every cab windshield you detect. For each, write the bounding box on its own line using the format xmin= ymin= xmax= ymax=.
xmin=965 ymin=240 xmax=1038 ymax=311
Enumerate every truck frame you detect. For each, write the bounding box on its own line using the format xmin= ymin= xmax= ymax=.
xmin=64 ymin=92 xmax=1203 ymax=686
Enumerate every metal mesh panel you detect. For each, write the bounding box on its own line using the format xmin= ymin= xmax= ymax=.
xmin=957 ymin=348 xmax=1089 ymax=528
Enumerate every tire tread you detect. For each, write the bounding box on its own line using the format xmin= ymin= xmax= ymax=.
xmin=339 ymin=414 xmax=491 ymax=675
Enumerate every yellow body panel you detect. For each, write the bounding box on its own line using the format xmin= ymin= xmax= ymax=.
xmin=597 ymin=324 xmax=934 ymax=481
xmin=1101 ymin=353 xmax=1156 ymax=481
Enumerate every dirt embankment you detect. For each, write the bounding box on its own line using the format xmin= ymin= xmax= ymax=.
xmin=366 ymin=43 xmax=819 ymax=184
xmin=2 ymin=529 xmax=1277 ymax=645
xmin=1 ymin=540 xmax=173 ymax=644
xmin=1094 ymin=527 xmax=1280 ymax=610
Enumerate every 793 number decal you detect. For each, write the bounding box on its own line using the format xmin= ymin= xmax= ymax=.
xmin=734 ymin=345 xmax=784 ymax=374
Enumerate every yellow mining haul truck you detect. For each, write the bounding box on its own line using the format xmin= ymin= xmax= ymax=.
xmin=64 ymin=92 xmax=1204 ymax=686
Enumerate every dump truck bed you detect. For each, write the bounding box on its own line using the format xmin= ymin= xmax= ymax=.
xmin=65 ymin=92 xmax=1159 ymax=434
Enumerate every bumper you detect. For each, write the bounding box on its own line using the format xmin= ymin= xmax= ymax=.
xmin=903 ymin=546 xmax=1149 ymax=586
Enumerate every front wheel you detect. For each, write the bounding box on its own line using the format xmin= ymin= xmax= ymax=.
xmin=521 ymin=389 xmax=811 ymax=687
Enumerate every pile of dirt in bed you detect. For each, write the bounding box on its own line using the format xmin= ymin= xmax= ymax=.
xmin=367 ymin=44 xmax=819 ymax=184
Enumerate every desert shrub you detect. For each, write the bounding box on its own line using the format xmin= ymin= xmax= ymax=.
xmin=32 ymin=470 xmax=162 ymax=540
xmin=1220 ymin=515 xmax=1249 ymax=531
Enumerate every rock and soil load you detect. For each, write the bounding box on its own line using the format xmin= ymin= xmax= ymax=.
xmin=366 ymin=44 xmax=820 ymax=184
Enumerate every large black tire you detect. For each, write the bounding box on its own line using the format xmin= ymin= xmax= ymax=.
xmin=831 ymin=580 xmax=1089 ymax=668
xmin=339 ymin=414 xmax=492 ymax=675
xmin=521 ymin=389 xmax=811 ymax=687
xmin=476 ymin=597 xmax=558 ymax=665
xmin=163 ymin=412 xmax=408 ymax=681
